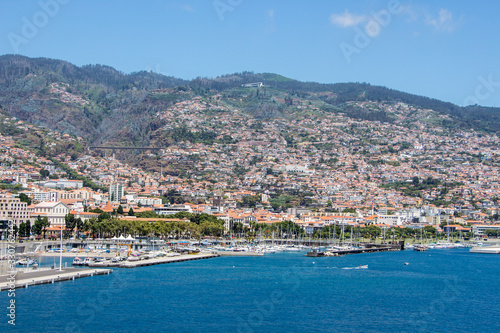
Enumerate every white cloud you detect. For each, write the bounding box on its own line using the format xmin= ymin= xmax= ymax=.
xmin=268 ymin=9 xmax=274 ymax=19
xmin=330 ymin=10 xmax=367 ymax=28
xmin=425 ymin=8 xmax=456 ymax=32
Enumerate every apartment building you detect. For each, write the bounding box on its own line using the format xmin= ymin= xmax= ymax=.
xmin=0 ymin=194 xmax=32 ymax=227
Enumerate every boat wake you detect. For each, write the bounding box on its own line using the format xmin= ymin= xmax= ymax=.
xmin=341 ymin=265 xmax=368 ymax=270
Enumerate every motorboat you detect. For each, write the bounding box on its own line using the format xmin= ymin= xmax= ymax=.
xmin=283 ymin=247 xmax=301 ymax=252
xmin=16 ymin=258 xmax=34 ymax=266
xmin=83 ymin=257 xmax=94 ymax=266
xmin=72 ymin=257 xmax=84 ymax=266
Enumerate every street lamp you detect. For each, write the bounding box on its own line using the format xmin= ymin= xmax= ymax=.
xmin=59 ymin=223 xmax=63 ymax=271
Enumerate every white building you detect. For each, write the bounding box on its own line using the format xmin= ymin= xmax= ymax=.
xmin=154 ymin=204 xmax=192 ymax=216
xmin=376 ymin=215 xmax=404 ymax=226
xmin=241 ymin=82 xmax=263 ymax=88
xmin=109 ymin=183 xmax=124 ymax=203
xmin=472 ymin=224 xmax=500 ymax=236
xmin=29 ymin=201 xmax=70 ymax=227
xmin=133 ymin=197 xmax=163 ymax=207
xmin=40 ymin=179 xmax=83 ymax=189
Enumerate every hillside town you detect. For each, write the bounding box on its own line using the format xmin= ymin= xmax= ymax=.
xmin=1 ymin=95 xmax=500 ymax=239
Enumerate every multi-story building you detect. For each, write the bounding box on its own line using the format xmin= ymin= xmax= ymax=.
xmin=29 ymin=201 xmax=70 ymax=227
xmin=0 ymin=194 xmax=32 ymax=227
xmin=109 ymin=183 xmax=124 ymax=203
xmin=154 ymin=204 xmax=192 ymax=216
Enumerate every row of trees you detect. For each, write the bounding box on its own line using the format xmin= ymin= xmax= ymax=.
xmin=13 ymin=216 xmax=51 ymax=239
xmin=235 ymin=223 xmax=475 ymax=242
xmin=82 ymin=218 xmax=225 ymax=239
xmin=10 ymin=211 xmax=486 ymax=242
xmin=483 ymin=229 xmax=500 ymax=237
xmin=65 ymin=212 xmax=227 ymax=239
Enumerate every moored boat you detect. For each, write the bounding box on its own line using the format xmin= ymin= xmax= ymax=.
xmin=83 ymin=257 xmax=94 ymax=266
xmin=72 ymin=257 xmax=84 ymax=266
xmin=414 ymin=245 xmax=428 ymax=252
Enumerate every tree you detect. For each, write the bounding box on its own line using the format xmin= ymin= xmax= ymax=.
xmin=128 ymin=208 xmax=135 ymax=216
xmin=84 ymin=217 xmax=99 ymax=238
xmin=117 ymin=205 xmax=124 ymax=215
xmin=232 ymin=222 xmax=244 ymax=235
xmin=200 ymin=221 xmax=224 ymax=237
xmin=423 ymin=225 xmax=436 ymax=235
xmin=18 ymin=222 xmax=27 ymax=238
xmin=65 ymin=214 xmax=76 ymax=238
xmin=19 ymin=193 xmax=31 ymax=206
xmin=135 ymin=211 xmax=160 ymax=218
xmin=40 ymin=169 xmax=50 ymax=178
xmin=412 ymin=176 xmax=419 ymax=186
xmin=75 ymin=217 xmax=84 ymax=239
xmin=484 ymin=229 xmax=498 ymax=237
xmin=32 ymin=215 xmax=50 ymax=238
xmin=98 ymin=212 xmax=111 ymax=222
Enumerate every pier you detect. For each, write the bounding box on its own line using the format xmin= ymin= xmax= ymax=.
xmin=469 ymin=246 xmax=500 ymax=254
xmin=117 ymin=253 xmax=219 ymax=268
xmin=0 ymin=267 xmax=112 ymax=291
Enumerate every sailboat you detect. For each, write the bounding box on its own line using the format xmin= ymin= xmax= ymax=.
xmin=414 ymin=226 xmax=428 ymax=252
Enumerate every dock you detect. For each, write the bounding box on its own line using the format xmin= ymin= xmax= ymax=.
xmin=469 ymin=246 xmax=500 ymax=254
xmin=117 ymin=253 xmax=219 ymax=268
xmin=0 ymin=268 xmax=112 ymax=291
xmin=216 ymin=251 xmax=264 ymax=256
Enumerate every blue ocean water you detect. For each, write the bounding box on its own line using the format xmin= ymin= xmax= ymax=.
xmin=1 ymin=249 xmax=499 ymax=333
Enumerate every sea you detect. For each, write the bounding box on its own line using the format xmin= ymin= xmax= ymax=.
xmin=1 ymin=248 xmax=499 ymax=333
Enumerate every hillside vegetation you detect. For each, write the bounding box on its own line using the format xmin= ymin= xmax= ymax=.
xmin=0 ymin=54 xmax=499 ymax=156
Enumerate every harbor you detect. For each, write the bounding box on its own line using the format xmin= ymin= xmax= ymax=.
xmin=2 ymin=248 xmax=498 ymax=332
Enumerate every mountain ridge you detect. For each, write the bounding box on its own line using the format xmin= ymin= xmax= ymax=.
xmin=0 ymin=54 xmax=499 ymax=150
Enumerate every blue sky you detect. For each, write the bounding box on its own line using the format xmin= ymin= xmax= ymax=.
xmin=1 ymin=0 xmax=499 ymax=107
